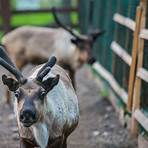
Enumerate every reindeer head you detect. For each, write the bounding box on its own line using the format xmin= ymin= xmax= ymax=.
xmin=0 ymin=46 xmax=59 ymax=127
xmin=52 ymin=8 xmax=105 ymax=64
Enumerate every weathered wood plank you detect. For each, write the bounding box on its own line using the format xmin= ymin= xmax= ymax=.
xmin=111 ymin=41 xmax=132 ymax=66
xmin=140 ymin=29 xmax=148 ymax=40
xmin=127 ymin=6 xmax=143 ymax=111
xmin=93 ymin=62 xmax=128 ymax=104
xmin=134 ymin=109 xmax=148 ymax=132
xmin=113 ymin=13 xmax=136 ymax=31
xmin=137 ymin=68 xmax=148 ymax=83
xmin=131 ymin=0 xmax=147 ymax=137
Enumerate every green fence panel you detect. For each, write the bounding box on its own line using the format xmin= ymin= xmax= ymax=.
xmin=141 ymin=1 xmax=148 ymax=108
xmin=92 ymin=0 xmax=106 ymax=65
xmin=101 ymin=0 xmax=117 ymax=72
xmin=79 ymin=0 xmax=90 ymax=33
xmin=112 ymin=0 xmax=129 ymax=86
xmin=122 ymin=0 xmax=139 ymax=91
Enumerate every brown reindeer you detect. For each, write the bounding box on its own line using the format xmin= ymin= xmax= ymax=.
xmin=1 ymin=10 xmax=104 ymax=104
xmin=0 ymin=46 xmax=79 ymax=148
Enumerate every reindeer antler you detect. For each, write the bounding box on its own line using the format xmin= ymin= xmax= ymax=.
xmin=36 ymin=56 xmax=57 ymax=82
xmin=0 ymin=46 xmax=26 ymax=84
xmin=51 ymin=7 xmax=84 ymax=40
xmin=0 ymin=45 xmax=15 ymax=67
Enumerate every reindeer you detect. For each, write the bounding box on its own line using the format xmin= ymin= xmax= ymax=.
xmin=0 ymin=46 xmax=79 ymax=148
xmin=1 ymin=10 xmax=104 ymax=104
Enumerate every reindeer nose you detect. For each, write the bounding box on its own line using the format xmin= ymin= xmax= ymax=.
xmin=20 ymin=109 xmax=36 ymax=122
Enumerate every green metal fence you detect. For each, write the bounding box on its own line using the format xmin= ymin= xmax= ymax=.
xmin=79 ymin=0 xmax=139 ymax=98
xmin=79 ymin=0 xmax=148 ymax=136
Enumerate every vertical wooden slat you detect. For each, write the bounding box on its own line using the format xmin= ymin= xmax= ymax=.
xmin=101 ymin=0 xmax=116 ymax=72
xmin=78 ymin=0 xmax=89 ymax=33
xmin=112 ymin=0 xmax=128 ymax=87
xmin=127 ymin=6 xmax=143 ymax=111
xmin=123 ymin=0 xmax=139 ymax=91
xmin=0 ymin=0 xmax=11 ymax=33
xmin=93 ymin=0 xmax=105 ymax=63
xmin=59 ymin=0 xmax=71 ymax=25
xmin=130 ymin=0 xmax=147 ymax=137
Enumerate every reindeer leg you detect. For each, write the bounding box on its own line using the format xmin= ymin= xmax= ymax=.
xmin=49 ymin=136 xmax=65 ymax=148
xmin=62 ymin=138 xmax=67 ymax=148
xmin=52 ymin=139 xmax=63 ymax=148
xmin=20 ymin=138 xmax=35 ymax=148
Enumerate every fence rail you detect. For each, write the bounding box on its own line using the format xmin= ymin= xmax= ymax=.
xmin=87 ymin=0 xmax=148 ymax=138
xmin=111 ymin=41 xmax=132 ymax=66
xmin=12 ymin=7 xmax=78 ymax=14
xmin=113 ymin=13 xmax=135 ymax=31
xmin=134 ymin=109 xmax=148 ymax=132
xmin=137 ymin=68 xmax=148 ymax=83
xmin=112 ymin=0 xmax=148 ymax=136
xmin=111 ymin=0 xmax=148 ymax=137
xmin=93 ymin=62 xmax=128 ymax=104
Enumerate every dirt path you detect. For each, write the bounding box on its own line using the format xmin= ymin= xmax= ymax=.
xmin=0 ymin=66 xmax=137 ymax=148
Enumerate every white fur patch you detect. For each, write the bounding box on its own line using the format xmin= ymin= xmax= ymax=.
xmin=29 ymin=66 xmax=43 ymax=79
xmin=33 ymin=123 xmax=49 ymax=148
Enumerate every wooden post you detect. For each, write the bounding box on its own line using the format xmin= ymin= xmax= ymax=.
xmin=127 ymin=6 xmax=143 ymax=111
xmin=130 ymin=0 xmax=147 ymax=137
xmin=0 ymin=0 xmax=11 ymax=33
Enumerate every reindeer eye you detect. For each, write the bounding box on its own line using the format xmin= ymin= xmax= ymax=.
xmin=39 ymin=90 xmax=46 ymax=99
xmin=14 ymin=91 xmax=20 ymax=98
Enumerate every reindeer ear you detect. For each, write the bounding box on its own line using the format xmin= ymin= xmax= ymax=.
xmin=90 ymin=30 xmax=105 ymax=42
xmin=2 ymin=75 xmax=19 ymax=91
xmin=42 ymin=75 xmax=60 ymax=92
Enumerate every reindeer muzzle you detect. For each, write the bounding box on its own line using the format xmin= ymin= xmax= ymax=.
xmin=20 ymin=109 xmax=38 ymax=127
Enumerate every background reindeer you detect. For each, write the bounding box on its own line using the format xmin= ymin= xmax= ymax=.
xmin=0 ymin=46 xmax=79 ymax=148
xmin=1 ymin=9 xmax=104 ymax=104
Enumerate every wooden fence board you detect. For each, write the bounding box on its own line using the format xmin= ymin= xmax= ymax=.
xmin=127 ymin=6 xmax=143 ymax=111
xmin=111 ymin=41 xmax=132 ymax=66
xmin=137 ymin=68 xmax=148 ymax=83
xmin=140 ymin=29 xmax=148 ymax=40
xmin=113 ymin=13 xmax=136 ymax=31
xmin=131 ymin=0 xmax=147 ymax=137
xmin=134 ymin=109 xmax=148 ymax=132
xmin=93 ymin=62 xmax=128 ymax=104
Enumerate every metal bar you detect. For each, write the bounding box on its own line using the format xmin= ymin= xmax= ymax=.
xmin=0 ymin=0 xmax=11 ymax=33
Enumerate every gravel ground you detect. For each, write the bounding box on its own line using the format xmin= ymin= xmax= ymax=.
xmin=0 ymin=65 xmax=137 ymax=148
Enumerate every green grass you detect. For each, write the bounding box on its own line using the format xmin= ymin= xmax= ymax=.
xmin=0 ymin=12 xmax=78 ymax=42
xmin=11 ymin=13 xmax=54 ymax=26
xmin=0 ymin=32 xmax=4 ymax=41
xmin=11 ymin=12 xmax=78 ymax=27
xmin=70 ymin=12 xmax=78 ymax=24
